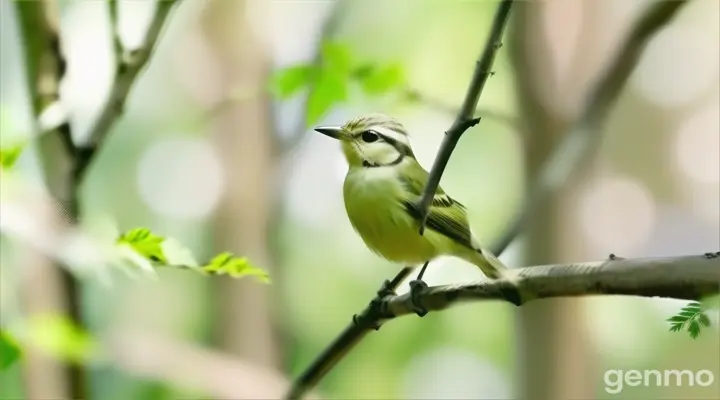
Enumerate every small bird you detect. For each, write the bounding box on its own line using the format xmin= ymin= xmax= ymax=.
xmin=315 ymin=113 xmax=513 ymax=315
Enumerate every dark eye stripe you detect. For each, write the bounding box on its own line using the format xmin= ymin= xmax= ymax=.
xmin=354 ymin=129 xmax=415 ymax=158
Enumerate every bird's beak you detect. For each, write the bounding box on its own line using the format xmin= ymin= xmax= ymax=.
xmin=314 ymin=126 xmax=344 ymax=140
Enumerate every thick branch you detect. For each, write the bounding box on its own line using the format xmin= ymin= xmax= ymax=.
xmin=491 ymin=0 xmax=691 ymax=255
xmin=414 ymin=0 xmax=514 ymax=233
xmin=14 ymin=2 xmax=82 ymax=398
xmin=383 ymin=254 xmax=720 ymax=318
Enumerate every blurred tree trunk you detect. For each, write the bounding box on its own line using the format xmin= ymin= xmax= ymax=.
xmin=510 ymin=1 xmax=601 ymax=399
xmin=199 ymin=0 xmax=282 ymax=369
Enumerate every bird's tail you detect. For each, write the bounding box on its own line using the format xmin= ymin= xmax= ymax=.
xmin=458 ymin=241 xmax=515 ymax=281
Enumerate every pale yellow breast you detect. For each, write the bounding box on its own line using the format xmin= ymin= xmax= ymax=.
xmin=342 ymin=167 xmax=438 ymax=264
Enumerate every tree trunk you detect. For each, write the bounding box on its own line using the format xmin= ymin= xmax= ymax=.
xmin=199 ymin=0 xmax=282 ymax=370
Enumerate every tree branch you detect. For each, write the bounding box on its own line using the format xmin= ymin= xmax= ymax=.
xmin=77 ymin=0 xmax=180 ymax=183
xmin=108 ymin=330 xmax=322 ymax=400
xmin=382 ymin=254 xmax=720 ymax=318
xmin=413 ymin=0 xmax=514 ymax=234
xmin=491 ymin=0 xmax=691 ymax=255
xmin=14 ymin=1 xmax=81 ymax=398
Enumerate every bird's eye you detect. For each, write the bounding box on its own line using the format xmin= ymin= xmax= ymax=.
xmin=361 ymin=130 xmax=379 ymax=143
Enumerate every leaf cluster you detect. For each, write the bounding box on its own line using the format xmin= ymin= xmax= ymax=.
xmin=269 ymin=41 xmax=408 ymax=125
xmin=667 ymin=301 xmax=712 ymax=339
xmin=116 ymin=228 xmax=269 ymax=283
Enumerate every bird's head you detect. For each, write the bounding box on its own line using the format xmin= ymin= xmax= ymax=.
xmin=314 ymin=113 xmax=416 ymax=168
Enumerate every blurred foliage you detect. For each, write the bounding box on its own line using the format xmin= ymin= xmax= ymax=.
xmin=117 ymin=228 xmax=270 ymax=283
xmin=25 ymin=314 xmax=97 ymax=365
xmin=0 ymin=330 xmax=21 ymax=369
xmin=269 ymin=41 xmax=408 ymax=126
xmin=0 ymin=143 xmax=24 ymax=170
xmin=667 ymin=301 xmax=712 ymax=339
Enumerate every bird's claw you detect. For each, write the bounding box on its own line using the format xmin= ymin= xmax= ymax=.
xmin=409 ymin=279 xmax=429 ymax=317
xmin=352 ymin=280 xmax=395 ymax=331
xmin=376 ymin=279 xmax=396 ymax=298
xmin=704 ymin=252 xmax=720 ymax=259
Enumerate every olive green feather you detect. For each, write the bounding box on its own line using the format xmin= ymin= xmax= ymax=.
xmin=399 ymin=160 xmax=474 ymax=249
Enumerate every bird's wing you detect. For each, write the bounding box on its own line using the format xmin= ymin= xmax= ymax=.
xmin=399 ymin=160 xmax=473 ymax=248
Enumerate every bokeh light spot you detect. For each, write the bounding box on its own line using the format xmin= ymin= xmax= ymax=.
xmin=674 ymin=99 xmax=720 ymax=184
xmin=402 ymin=348 xmax=511 ymax=399
xmin=633 ymin=24 xmax=719 ymax=108
xmin=577 ymin=176 xmax=656 ymax=253
xmin=137 ymin=137 xmax=224 ymax=220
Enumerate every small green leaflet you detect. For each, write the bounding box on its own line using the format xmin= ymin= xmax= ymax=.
xmin=269 ymin=65 xmax=315 ymax=99
xmin=115 ymin=227 xmax=269 ymax=282
xmin=353 ymin=63 xmax=406 ymax=95
xmin=320 ymin=42 xmax=353 ymax=75
xmin=268 ymin=40 xmax=407 ymax=126
xmin=667 ymin=301 xmax=711 ymax=339
xmin=117 ymin=228 xmax=167 ymax=264
xmin=0 ymin=144 xmax=24 ymax=170
xmin=307 ymin=69 xmax=347 ymax=126
xmin=202 ymin=252 xmax=270 ymax=283
xmin=0 ymin=330 xmax=21 ymax=369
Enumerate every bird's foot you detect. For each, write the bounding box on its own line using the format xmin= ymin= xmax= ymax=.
xmin=375 ymin=279 xmax=396 ymax=298
xmin=352 ymin=279 xmax=396 ymax=331
xmin=409 ymin=279 xmax=429 ymax=317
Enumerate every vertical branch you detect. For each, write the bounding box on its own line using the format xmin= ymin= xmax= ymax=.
xmin=414 ymin=0 xmax=515 ymax=232
xmin=14 ymin=1 xmax=83 ymax=398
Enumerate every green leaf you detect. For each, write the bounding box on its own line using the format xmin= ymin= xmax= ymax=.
xmin=269 ymin=65 xmax=315 ymax=99
xmin=667 ymin=301 xmax=713 ymax=339
xmin=321 ymin=42 xmax=353 ymax=74
xmin=0 ymin=144 xmax=24 ymax=170
xmin=306 ymin=70 xmax=347 ymax=126
xmin=667 ymin=315 xmax=688 ymax=323
xmin=202 ymin=252 xmax=270 ymax=283
xmin=356 ymin=63 xmax=406 ymax=95
xmin=117 ymin=228 xmax=167 ymax=264
xmin=687 ymin=319 xmax=701 ymax=339
xmin=26 ymin=314 xmax=97 ymax=364
xmin=0 ymin=330 xmax=21 ymax=369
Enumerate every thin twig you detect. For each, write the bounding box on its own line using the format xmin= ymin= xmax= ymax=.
xmin=108 ymin=0 xmax=123 ymax=61
xmin=78 ymin=0 xmax=180 ymax=183
xmin=490 ymin=0 xmax=691 ymax=255
xmin=383 ymin=254 xmax=720 ymax=317
xmin=402 ymin=88 xmax=519 ymax=127
xmin=414 ymin=0 xmax=515 ymax=234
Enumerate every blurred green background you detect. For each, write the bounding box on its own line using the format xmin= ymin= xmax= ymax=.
xmin=1 ymin=0 xmax=719 ymax=399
